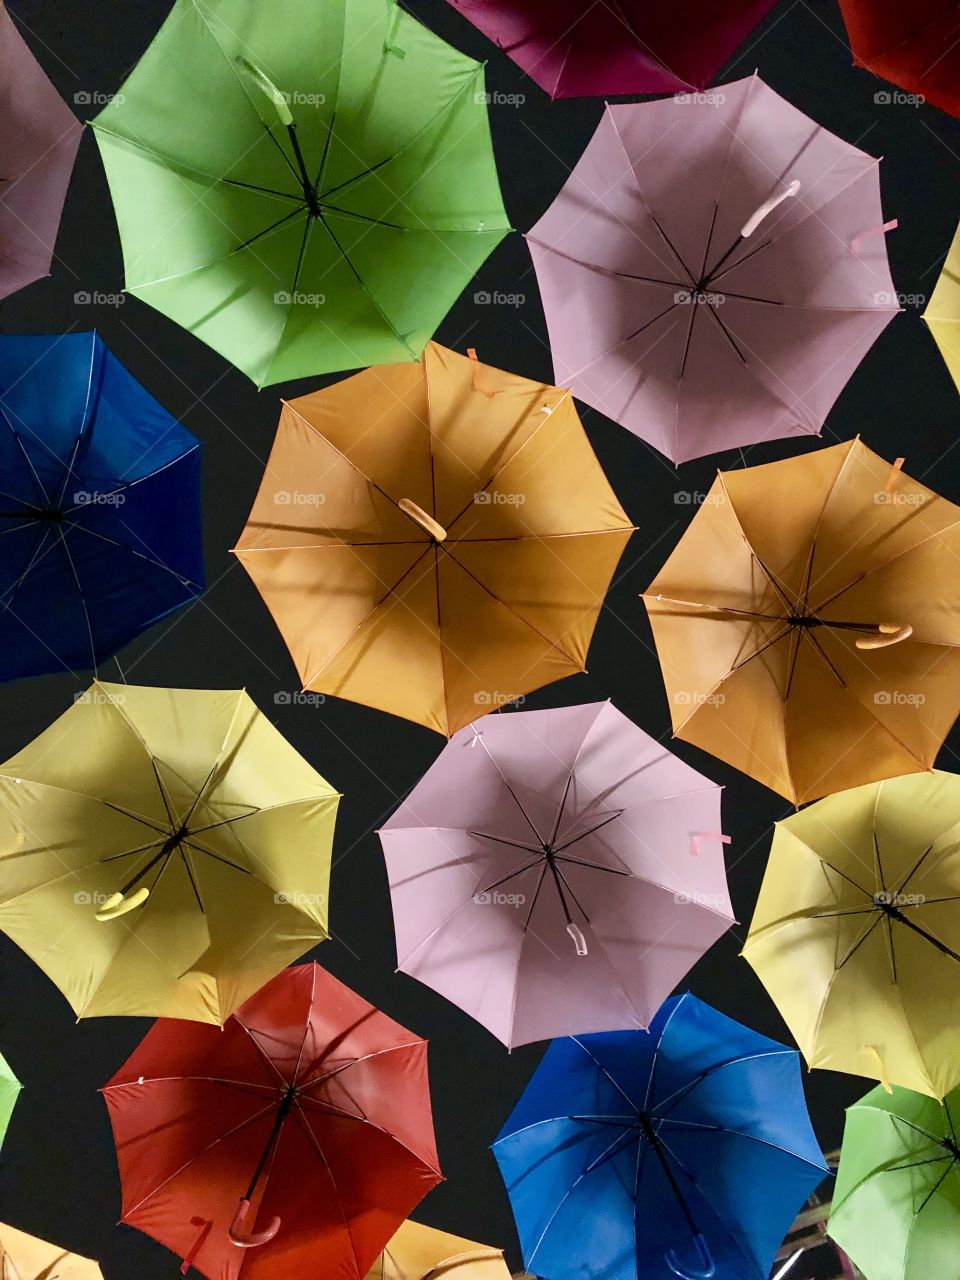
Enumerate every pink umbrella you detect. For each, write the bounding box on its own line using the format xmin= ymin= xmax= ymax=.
xmin=445 ymin=0 xmax=778 ymax=99
xmin=527 ymin=74 xmax=900 ymax=464
xmin=0 ymin=3 xmax=82 ymax=300
xmin=379 ymin=701 xmax=734 ymax=1049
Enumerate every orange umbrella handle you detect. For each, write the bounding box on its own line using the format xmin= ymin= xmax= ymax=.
xmin=228 ymin=1198 xmax=281 ymax=1249
xmin=467 ymin=347 xmax=497 ymax=398
xmin=399 ymin=498 xmax=447 ymax=542
xmin=855 ymin=624 xmax=913 ymax=650
xmin=95 ymin=887 xmax=151 ymax=921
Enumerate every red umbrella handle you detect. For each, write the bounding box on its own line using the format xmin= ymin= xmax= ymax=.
xmin=228 ymin=1198 xmax=281 ymax=1248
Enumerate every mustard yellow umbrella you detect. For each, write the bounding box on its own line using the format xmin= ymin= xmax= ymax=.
xmin=366 ymin=1221 xmax=511 ymax=1280
xmin=924 ymin=220 xmax=960 ymax=391
xmin=0 ymin=1223 xmax=103 ymax=1280
xmin=0 ymin=681 xmax=340 ymax=1024
xmin=743 ymin=770 xmax=960 ymax=1099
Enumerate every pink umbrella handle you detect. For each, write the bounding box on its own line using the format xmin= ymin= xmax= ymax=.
xmin=566 ymin=922 xmax=588 ymax=955
xmin=228 ymin=1198 xmax=280 ymax=1248
xmin=854 ymin=624 xmax=912 ymax=650
xmin=740 ymin=181 xmax=801 ymax=237
xmin=850 ymin=218 xmax=898 ymax=256
xmin=690 ymin=832 xmax=730 ymax=857
xmin=467 ymin=348 xmax=497 ymax=398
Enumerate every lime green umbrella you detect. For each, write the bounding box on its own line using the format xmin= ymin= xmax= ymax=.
xmin=90 ymin=0 xmax=511 ymax=386
xmin=0 ymin=1051 xmax=21 ymax=1147
xmin=828 ymin=1082 xmax=960 ymax=1280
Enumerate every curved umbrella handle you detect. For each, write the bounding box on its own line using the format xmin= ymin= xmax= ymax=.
xmin=566 ymin=922 xmax=588 ymax=955
xmin=666 ymin=1234 xmax=715 ymax=1280
xmin=399 ymin=499 xmax=447 ymax=543
xmin=228 ymin=1197 xmax=280 ymax=1249
xmin=741 ymin=181 xmax=800 ymax=237
xmin=95 ymin=887 xmax=150 ymax=921
xmin=855 ymin=623 xmax=913 ymax=650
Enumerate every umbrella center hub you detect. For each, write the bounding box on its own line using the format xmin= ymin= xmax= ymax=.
xmin=787 ymin=614 xmax=822 ymax=628
xmin=34 ymin=505 xmax=64 ymax=522
xmin=942 ymin=1136 xmax=960 ymax=1161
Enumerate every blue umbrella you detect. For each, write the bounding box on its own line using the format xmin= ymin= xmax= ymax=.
xmin=0 ymin=332 xmax=203 ymax=680
xmin=493 ymin=994 xmax=829 ymax=1280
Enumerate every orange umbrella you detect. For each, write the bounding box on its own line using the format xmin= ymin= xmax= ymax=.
xmin=235 ymin=343 xmax=634 ymax=734
xmin=643 ymin=439 xmax=960 ymax=804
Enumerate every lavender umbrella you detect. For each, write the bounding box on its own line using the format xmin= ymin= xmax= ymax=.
xmin=0 ymin=3 xmax=81 ymax=300
xmin=527 ymin=74 xmax=900 ymax=464
xmin=379 ymin=701 xmax=734 ymax=1049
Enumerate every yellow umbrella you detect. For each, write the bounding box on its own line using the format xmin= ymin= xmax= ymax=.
xmin=366 ymin=1221 xmax=511 ymax=1280
xmin=0 ymin=681 xmax=340 ymax=1024
xmin=743 ymin=770 xmax=960 ymax=1099
xmin=924 ymin=220 xmax=960 ymax=391
xmin=0 ymin=1223 xmax=103 ymax=1279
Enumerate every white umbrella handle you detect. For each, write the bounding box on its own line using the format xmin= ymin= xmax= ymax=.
xmin=399 ymin=499 xmax=447 ymax=543
xmin=740 ymin=181 xmax=801 ymax=237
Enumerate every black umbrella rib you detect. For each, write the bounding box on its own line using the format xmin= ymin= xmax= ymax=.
xmin=232 ymin=205 xmax=308 ymax=256
xmin=54 ymin=526 xmax=98 ymax=673
xmin=61 ymin=521 xmax=203 ymax=590
xmin=469 ymin=831 xmax=542 ymax=854
xmin=552 ymin=811 xmax=625 ymax=855
xmin=556 ymin=853 xmax=632 ymax=878
xmin=312 ymin=110 xmax=337 ymax=194
xmin=223 ymin=177 xmax=302 ymax=203
xmin=0 ymin=404 xmax=50 ymax=506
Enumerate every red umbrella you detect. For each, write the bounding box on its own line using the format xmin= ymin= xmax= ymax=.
xmin=839 ymin=0 xmax=960 ymax=119
xmin=102 ymin=964 xmax=442 ymax=1280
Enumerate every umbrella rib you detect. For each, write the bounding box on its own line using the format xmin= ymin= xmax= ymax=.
xmin=60 ymin=519 xmax=203 ymax=590
xmin=0 ymin=524 xmax=50 ymax=618
xmin=915 ymin=1159 xmax=954 ymax=1215
xmin=223 ymin=176 xmax=302 ymax=203
xmin=316 ymin=212 xmax=417 ymax=357
xmin=53 ymin=525 xmax=98 ymax=672
xmin=468 ymin=732 xmax=546 ymax=844
xmin=551 ymin=811 xmax=625 ymax=855
xmin=231 ymin=204 xmax=308 ymax=256
xmin=556 ymin=853 xmax=632 ymax=878
xmin=654 ymin=1050 xmax=797 ymax=1118
xmin=0 ymin=403 xmax=51 ymax=506
xmin=833 ymin=911 xmax=885 ymax=972
xmin=287 ymin=1099 xmax=368 ymax=1278
xmin=469 ymin=830 xmax=542 ymax=855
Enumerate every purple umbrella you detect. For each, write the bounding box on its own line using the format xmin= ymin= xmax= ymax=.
xmin=527 ymin=75 xmax=900 ymax=464
xmin=379 ymin=701 xmax=734 ymax=1049
xmin=0 ymin=3 xmax=82 ymax=300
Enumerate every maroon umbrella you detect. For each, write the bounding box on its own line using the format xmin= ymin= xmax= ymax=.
xmin=0 ymin=3 xmax=81 ymax=300
xmin=445 ymin=0 xmax=778 ymax=98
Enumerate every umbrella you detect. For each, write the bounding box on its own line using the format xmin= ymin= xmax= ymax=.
xmin=0 ymin=3 xmax=82 ymax=301
xmin=642 ymin=438 xmax=960 ymax=805
xmin=379 ymin=701 xmax=734 ymax=1048
xmin=0 ymin=1224 xmax=103 ymax=1280
xmin=0 ymin=331 xmax=204 ymax=682
xmin=743 ymin=769 xmax=960 ymax=1099
xmin=827 ymin=1082 xmax=960 ymax=1280
xmin=924 ymin=219 xmax=960 ymax=391
xmin=90 ymin=0 xmax=510 ymax=386
xmin=234 ymin=343 xmax=634 ymax=735
xmin=103 ymin=962 xmax=442 ymax=1280
xmin=839 ymin=0 xmax=960 ymax=120
xmin=445 ymin=0 xmax=778 ymax=99
xmin=0 ymin=1052 xmax=20 ymax=1149
xmin=367 ymin=1221 xmax=510 ymax=1280
xmin=492 ymin=993 xmax=829 ymax=1280
xmin=0 ymin=680 xmax=340 ymax=1023
xmin=527 ymin=75 xmax=899 ymax=463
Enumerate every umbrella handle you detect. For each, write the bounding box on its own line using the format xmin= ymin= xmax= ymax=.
xmin=740 ymin=181 xmax=800 ymax=237
xmin=854 ymin=624 xmax=913 ymax=650
xmin=94 ymin=887 xmax=150 ymax=921
xmin=234 ymin=56 xmax=293 ymax=126
xmin=467 ymin=348 xmax=497 ymax=398
xmin=399 ymin=499 xmax=447 ymax=543
xmin=850 ymin=219 xmax=898 ymax=257
xmin=228 ymin=1198 xmax=280 ymax=1249
xmin=666 ymin=1234 xmax=715 ymax=1280
xmin=566 ymin=922 xmax=588 ymax=955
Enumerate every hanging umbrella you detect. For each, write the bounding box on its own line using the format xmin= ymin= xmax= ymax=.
xmin=367 ymin=1221 xmax=510 ymax=1280
xmin=838 ymin=1 xmax=960 ymax=120
xmin=0 ymin=331 xmax=204 ymax=682
xmin=0 ymin=680 xmax=340 ymax=1023
xmin=527 ymin=75 xmax=899 ymax=463
xmin=0 ymin=1224 xmax=103 ymax=1280
xmin=234 ymin=343 xmax=634 ymax=735
xmin=0 ymin=3 xmax=82 ymax=301
xmin=90 ymin=0 xmax=510 ymax=387
xmin=0 ymin=1052 xmax=20 ymax=1149
xmin=827 ymin=1081 xmax=960 ymax=1280
xmin=643 ymin=438 xmax=960 ymax=805
xmin=379 ymin=701 xmax=734 ymax=1048
xmin=923 ymin=219 xmax=960 ymax=391
xmin=492 ymin=993 xmax=829 ymax=1280
xmin=103 ymin=962 xmax=442 ymax=1280
xmin=744 ymin=769 xmax=960 ymax=1099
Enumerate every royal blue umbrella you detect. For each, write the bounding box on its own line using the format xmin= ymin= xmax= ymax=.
xmin=0 ymin=332 xmax=203 ymax=680
xmin=493 ymin=994 xmax=829 ymax=1280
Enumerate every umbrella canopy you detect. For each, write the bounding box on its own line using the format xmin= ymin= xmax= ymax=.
xmin=0 ymin=1224 xmax=103 ymax=1280
xmin=234 ymin=343 xmax=634 ymax=735
xmin=0 ymin=3 xmax=82 ymax=301
xmin=924 ymin=219 xmax=960 ymax=391
xmin=828 ymin=1082 xmax=960 ymax=1280
xmin=380 ymin=701 xmax=734 ymax=1048
xmin=527 ymin=75 xmax=899 ymax=463
xmin=492 ymin=994 xmax=828 ymax=1280
xmin=103 ymin=962 xmax=442 ymax=1280
xmin=90 ymin=0 xmax=510 ymax=386
xmin=445 ymin=0 xmax=778 ymax=99
xmin=839 ymin=0 xmax=960 ymax=120
xmin=0 ymin=1052 xmax=20 ymax=1149
xmin=0 ymin=331 xmax=204 ymax=682
xmin=643 ymin=438 xmax=960 ymax=805
xmin=0 ymin=681 xmax=340 ymax=1024
xmin=744 ymin=770 xmax=960 ymax=1098
xmin=366 ymin=1221 xmax=510 ymax=1280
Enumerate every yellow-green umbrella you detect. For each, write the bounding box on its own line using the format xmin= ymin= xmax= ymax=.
xmin=0 ymin=682 xmax=340 ymax=1024
xmin=924 ymin=220 xmax=960 ymax=391
xmin=0 ymin=1052 xmax=20 ymax=1149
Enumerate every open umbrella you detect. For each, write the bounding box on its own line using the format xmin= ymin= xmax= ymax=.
xmin=527 ymin=75 xmax=899 ymax=463
xmin=743 ymin=770 xmax=960 ymax=1099
xmin=924 ymin=218 xmax=960 ymax=391
xmin=0 ymin=1052 xmax=20 ymax=1150
xmin=103 ymin=962 xmax=442 ymax=1280
xmin=643 ymin=438 xmax=960 ymax=805
xmin=492 ymin=993 xmax=829 ymax=1280
xmin=0 ymin=331 xmax=204 ymax=682
xmin=0 ymin=1224 xmax=103 ymax=1280
xmin=839 ymin=1 xmax=960 ymax=119
xmin=0 ymin=680 xmax=340 ymax=1023
xmin=828 ymin=1082 xmax=960 ymax=1280
xmin=234 ymin=343 xmax=634 ymax=735
xmin=379 ymin=701 xmax=734 ymax=1048
xmin=445 ymin=0 xmax=778 ymax=99
xmin=0 ymin=3 xmax=82 ymax=300
xmin=367 ymin=1221 xmax=510 ymax=1280
xmin=90 ymin=0 xmax=511 ymax=386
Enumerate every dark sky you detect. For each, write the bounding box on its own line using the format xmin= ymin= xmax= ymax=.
xmin=0 ymin=1 xmax=958 ymax=1276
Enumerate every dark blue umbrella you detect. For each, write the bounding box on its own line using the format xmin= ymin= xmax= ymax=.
xmin=0 ymin=332 xmax=203 ymax=680
xmin=493 ymin=994 xmax=828 ymax=1280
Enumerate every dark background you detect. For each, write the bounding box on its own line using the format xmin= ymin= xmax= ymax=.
xmin=0 ymin=1 xmax=958 ymax=1276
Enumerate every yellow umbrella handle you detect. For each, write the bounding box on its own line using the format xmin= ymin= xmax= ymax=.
xmin=466 ymin=348 xmax=497 ymax=398
xmin=855 ymin=624 xmax=913 ymax=650
xmin=94 ymin=887 xmax=151 ymax=922
xmin=399 ymin=499 xmax=447 ymax=543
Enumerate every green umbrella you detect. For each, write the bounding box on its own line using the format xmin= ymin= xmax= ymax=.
xmin=828 ymin=1082 xmax=960 ymax=1280
xmin=91 ymin=0 xmax=511 ymax=386
xmin=0 ymin=1051 xmax=21 ymax=1147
